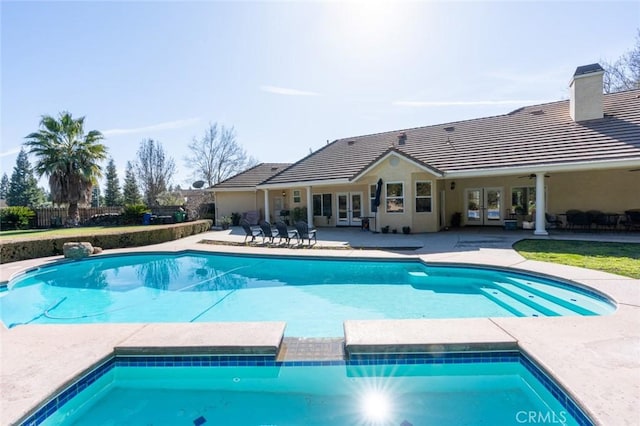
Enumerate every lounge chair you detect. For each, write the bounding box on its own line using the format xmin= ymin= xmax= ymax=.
xmin=275 ymin=221 xmax=298 ymax=245
xmin=241 ymin=219 xmax=263 ymax=243
xmin=294 ymin=221 xmax=317 ymax=245
xmin=259 ymin=221 xmax=278 ymax=244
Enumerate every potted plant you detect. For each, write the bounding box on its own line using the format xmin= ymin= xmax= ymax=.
xmin=381 ymin=225 xmax=390 ymax=234
xmin=231 ymin=212 xmax=241 ymax=226
xmin=219 ymin=216 xmax=232 ymax=230
xmin=402 ymin=226 xmax=411 ymax=234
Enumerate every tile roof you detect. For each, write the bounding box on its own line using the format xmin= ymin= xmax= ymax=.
xmin=213 ymin=163 xmax=292 ymax=189
xmin=264 ymin=89 xmax=640 ymax=185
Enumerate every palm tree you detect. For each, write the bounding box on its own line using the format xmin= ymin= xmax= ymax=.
xmin=24 ymin=112 xmax=108 ymax=225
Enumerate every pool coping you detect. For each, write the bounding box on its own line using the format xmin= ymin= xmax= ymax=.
xmin=21 ymin=349 xmax=594 ymax=426
xmin=1 ymin=233 xmax=639 ymax=425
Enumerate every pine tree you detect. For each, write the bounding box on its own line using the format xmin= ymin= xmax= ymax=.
xmin=6 ymin=148 xmax=44 ymax=207
xmin=91 ymin=186 xmax=101 ymax=207
xmin=0 ymin=173 xmax=9 ymax=199
xmin=104 ymin=158 xmax=123 ymax=206
xmin=122 ymin=161 xmax=142 ymax=205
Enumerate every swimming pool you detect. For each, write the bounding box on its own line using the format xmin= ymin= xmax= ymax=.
xmin=1 ymin=251 xmax=615 ymax=336
xmin=25 ymin=351 xmax=592 ymax=426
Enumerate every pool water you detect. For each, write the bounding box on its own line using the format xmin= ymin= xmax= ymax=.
xmin=1 ymin=252 xmax=614 ymax=336
xmin=34 ymin=353 xmax=589 ymax=426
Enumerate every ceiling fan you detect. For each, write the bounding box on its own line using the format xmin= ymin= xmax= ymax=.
xmin=517 ymin=174 xmax=550 ymax=179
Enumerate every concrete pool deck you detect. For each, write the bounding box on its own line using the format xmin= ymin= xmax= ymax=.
xmin=1 ymin=228 xmax=638 ymax=425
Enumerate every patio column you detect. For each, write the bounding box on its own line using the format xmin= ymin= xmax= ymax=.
xmin=306 ymin=186 xmax=313 ymax=225
xmin=534 ymin=172 xmax=548 ymax=236
xmin=264 ymin=190 xmax=270 ymax=223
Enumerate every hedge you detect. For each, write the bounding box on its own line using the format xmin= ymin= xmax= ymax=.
xmin=0 ymin=220 xmax=213 ymax=264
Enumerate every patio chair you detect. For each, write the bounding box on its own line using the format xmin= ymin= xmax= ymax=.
xmin=622 ymin=210 xmax=640 ymax=231
xmin=259 ymin=221 xmax=279 ymax=244
xmin=586 ymin=210 xmax=604 ymax=230
xmin=565 ymin=210 xmax=590 ymax=231
xmin=545 ymin=213 xmax=563 ymax=230
xmin=275 ymin=220 xmax=298 ymax=245
xmin=294 ymin=221 xmax=317 ymax=246
xmin=241 ymin=219 xmax=263 ymax=243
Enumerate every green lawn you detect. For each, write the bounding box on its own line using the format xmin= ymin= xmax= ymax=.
xmin=0 ymin=226 xmax=155 ymax=240
xmin=513 ymin=239 xmax=640 ymax=279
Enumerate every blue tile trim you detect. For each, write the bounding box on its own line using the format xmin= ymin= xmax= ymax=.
xmin=519 ymin=353 xmax=593 ymax=426
xmin=21 ymin=357 xmax=116 ymax=426
xmin=20 ymin=351 xmax=593 ymax=426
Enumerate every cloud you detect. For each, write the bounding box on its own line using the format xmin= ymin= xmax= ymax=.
xmin=260 ymin=85 xmax=320 ymax=96
xmin=392 ymin=99 xmax=551 ymax=107
xmin=0 ymin=147 xmax=22 ymax=158
xmin=102 ymin=117 xmax=201 ymax=137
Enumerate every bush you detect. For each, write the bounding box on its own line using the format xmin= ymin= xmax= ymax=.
xmin=122 ymin=203 xmax=150 ymax=225
xmin=0 ymin=206 xmax=36 ymax=230
xmin=231 ymin=212 xmax=241 ymax=226
xmin=0 ymin=219 xmax=214 ymax=263
xmin=83 ymin=213 xmax=122 ymax=227
xmin=292 ymin=206 xmax=308 ymax=223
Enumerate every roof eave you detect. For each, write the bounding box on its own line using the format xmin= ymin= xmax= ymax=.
xmin=445 ymin=158 xmax=640 ymax=178
xmin=209 ymin=186 xmax=258 ymax=192
xmin=257 ymin=178 xmax=351 ymax=189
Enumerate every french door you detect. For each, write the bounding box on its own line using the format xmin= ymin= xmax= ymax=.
xmin=337 ymin=192 xmax=363 ymax=226
xmin=465 ymin=187 xmax=503 ymax=225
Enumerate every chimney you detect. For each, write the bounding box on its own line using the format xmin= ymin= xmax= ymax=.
xmin=569 ymin=63 xmax=604 ymax=122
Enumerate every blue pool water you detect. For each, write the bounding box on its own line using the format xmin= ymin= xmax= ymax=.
xmin=1 ymin=251 xmax=615 ymax=336
xmin=29 ymin=352 xmax=591 ymax=426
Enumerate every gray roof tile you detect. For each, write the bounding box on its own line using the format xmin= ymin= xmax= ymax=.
xmin=265 ymin=89 xmax=640 ymax=185
xmin=213 ymin=163 xmax=292 ymax=189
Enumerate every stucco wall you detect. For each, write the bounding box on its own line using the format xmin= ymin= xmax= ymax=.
xmin=215 ymin=191 xmax=262 ymax=224
xmin=363 ymin=155 xmax=440 ymax=233
xmin=548 ymin=168 xmax=639 ymax=213
xmin=215 ymin=167 xmax=637 ymax=232
xmin=442 ymin=168 xmax=638 ymax=227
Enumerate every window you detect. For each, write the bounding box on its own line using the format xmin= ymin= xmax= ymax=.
xmin=313 ymin=193 xmax=333 ymax=217
xmin=415 ymin=181 xmax=432 ymax=212
xmin=511 ymin=187 xmax=535 ymax=215
xmin=386 ymin=182 xmax=404 ymax=213
xmin=293 ymin=190 xmax=301 ymax=203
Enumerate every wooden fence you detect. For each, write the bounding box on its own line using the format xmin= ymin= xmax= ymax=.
xmin=34 ymin=207 xmax=123 ymax=228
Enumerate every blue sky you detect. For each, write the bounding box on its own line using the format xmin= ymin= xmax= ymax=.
xmin=1 ymin=1 xmax=638 ymax=189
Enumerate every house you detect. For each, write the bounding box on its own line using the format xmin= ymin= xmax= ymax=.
xmin=213 ymin=163 xmax=292 ymax=224
xmin=212 ymin=64 xmax=640 ymax=235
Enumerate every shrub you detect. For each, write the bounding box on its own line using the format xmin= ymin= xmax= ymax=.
xmin=292 ymin=206 xmax=308 ymax=223
xmin=122 ymin=203 xmax=150 ymax=225
xmin=231 ymin=212 xmax=241 ymax=226
xmin=0 ymin=206 xmax=36 ymax=230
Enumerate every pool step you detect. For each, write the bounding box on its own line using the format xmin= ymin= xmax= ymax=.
xmin=478 ymin=287 xmax=546 ymax=317
xmin=503 ymin=278 xmax=602 ymax=316
xmin=491 ymin=283 xmax=580 ymax=316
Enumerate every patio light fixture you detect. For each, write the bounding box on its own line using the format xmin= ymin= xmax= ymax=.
xmin=450 ymin=182 xmax=456 ymax=190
